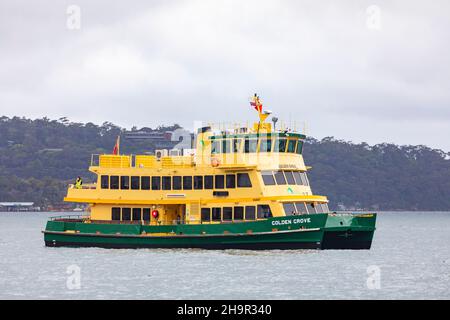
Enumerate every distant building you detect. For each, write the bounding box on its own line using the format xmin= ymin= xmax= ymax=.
xmin=0 ymin=202 xmax=39 ymax=212
xmin=123 ymin=130 xmax=178 ymax=149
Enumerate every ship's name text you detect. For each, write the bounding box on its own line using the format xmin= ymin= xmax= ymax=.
xmin=272 ymin=218 xmax=311 ymax=226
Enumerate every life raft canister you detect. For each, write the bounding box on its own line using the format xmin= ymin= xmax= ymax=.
xmin=151 ymin=210 xmax=159 ymax=219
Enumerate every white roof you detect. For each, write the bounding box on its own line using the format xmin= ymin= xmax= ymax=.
xmin=0 ymin=202 xmax=34 ymax=206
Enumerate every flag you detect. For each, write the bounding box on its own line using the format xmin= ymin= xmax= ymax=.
xmin=112 ymin=135 xmax=120 ymax=155
xmin=250 ymin=93 xmax=263 ymax=113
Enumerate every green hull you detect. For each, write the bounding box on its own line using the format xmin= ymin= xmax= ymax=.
xmin=43 ymin=213 xmax=376 ymax=250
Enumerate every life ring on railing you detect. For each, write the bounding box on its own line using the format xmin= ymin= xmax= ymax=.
xmin=211 ymin=157 xmax=220 ymax=167
xmin=151 ymin=210 xmax=159 ymax=219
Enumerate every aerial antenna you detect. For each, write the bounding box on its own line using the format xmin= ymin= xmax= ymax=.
xmin=272 ymin=117 xmax=278 ymax=131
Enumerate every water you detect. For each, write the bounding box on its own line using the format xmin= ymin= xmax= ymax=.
xmin=0 ymin=212 xmax=449 ymax=299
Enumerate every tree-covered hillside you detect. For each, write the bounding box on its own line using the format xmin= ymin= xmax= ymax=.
xmin=0 ymin=116 xmax=449 ymax=210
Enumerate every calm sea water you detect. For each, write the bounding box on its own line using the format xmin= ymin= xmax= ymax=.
xmin=0 ymin=212 xmax=449 ymax=300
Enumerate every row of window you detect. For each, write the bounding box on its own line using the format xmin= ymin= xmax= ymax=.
xmin=111 ymin=207 xmax=151 ymax=221
xmin=282 ymin=202 xmax=329 ymax=215
xmin=261 ymin=170 xmax=309 ymax=186
xmin=201 ymin=205 xmax=273 ymax=222
xmin=101 ymin=173 xmax=252 ymax=190
xmin=211 ymin=138 xmax=303 ymax=155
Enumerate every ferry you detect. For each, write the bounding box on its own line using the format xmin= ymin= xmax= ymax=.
xmin=43 ymin=96 xmax=376 ymax=250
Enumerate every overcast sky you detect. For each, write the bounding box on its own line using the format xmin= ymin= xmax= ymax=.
xmin=0 ymin=0 xmax=449 ymax=151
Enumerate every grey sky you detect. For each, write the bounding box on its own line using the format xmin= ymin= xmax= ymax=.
xmin=1 ymin=0 xmax=449 ymax=151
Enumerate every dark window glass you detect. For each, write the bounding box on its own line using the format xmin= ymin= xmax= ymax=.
xmin=101 ymin=175 xmax=109 ymax=189
xmin=173 ymin=176 xmax=182 ymax=190
xmin=201 ymin=208 xmax=211 ymax=222
xmin=194 ymin=176 xmax=203 ymax=190
xmin=232 ymin=139 xmax=241 ymax=152
xmin=259 ymin=138 xmax=272 ymax=152
xmin=152 ymin=176 xmax=161 ymax=190
xmin=120 ymin=176 xmax=129 ymax=190
xmin=141 ymin=176 xmax=150 ymax=190
xmin=222 ymin=139 xmax=231 ymax=153
xmin=296 ymin=140 xmax=304 ymax=154
xmin=211 ymin=140 xmax=221 ymax=154
xmin=204 ymin=175 xmax=213 ymax=189
xmin=301 ymin=172 xmax=309 ymax=186
xmin=237 ymin=173 xmax=252 ymax=187
xmin=295 ymin=202 xmax=308 ymax=214
xmin=112 ymin=207 xmax=120 ymax=220
xmin=223 ymin=207 xmax=232 ymax=221
xmin=287 ymin=140 xmax=297 ymax=153
xmin=234 ymin=206 xmax=244 ymax=220
xmin=182 ymin=176 xmax=193 ymax=190
xmin=215 ymin=175 xmax=225 ymax=189
xmin=131 ymin=176 xmax=140 ymax=190
xmin=226 ymin=174 xmax=236 ymax=188
xmin=244 ymin=138 xmax=258 ymax=153
xmin=274 ymin=139 xmax=287 ymax=152
xmin=212 ymin=208 xmax=221 ymax=221
xmin=162 ymin=176 xmax=171 ymax=190
xmin=143 ymin=208 xmax=151 ymax=221
xmin=293 ymin=171 xmax=303 ymax=185
xmin=257 ymin=205 xmax=272 ymax=219
xmin=245 ymin=206 xmax=256 ymax=220
xmin=261 ymin=171 xmax=276 ymax=185
xmin=122 ymin=208 xmax=131 ymax=221
xmin=307 ymin=202 xmax=316 ymax=214
xmin=110 ymin=176 xmax=119 ymax=189
xmin=274 ymin=171 xmax=287 ymax=185
xmin=285 ymin=171 xmax=296 ymax=185
xmin=283 ymin=203 xmax=296 ymax=216
xmin=132 ymin=208 xmax=142 ymax=221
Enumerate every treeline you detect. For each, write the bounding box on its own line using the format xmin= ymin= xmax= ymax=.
xmin=0 ymin=116 xmax=449 ymax=210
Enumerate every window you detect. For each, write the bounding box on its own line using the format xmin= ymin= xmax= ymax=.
xmin=183 ymin=176 xmax=192 ymax=190
xmin=223 ymin=207 xmax=232 ymax=221
xmin=143 ymin=208 xmax=151 ymax=221
xmin=274 ymin=171 xmax=287 ymax=185
xmin=317 ymin=203 xmax=329 ymax=213
xmin=287 ymin=140 xmax=297 ymax=153
xmin=212 ymin=208 xmax=221 ymax=221
xmin=259 ymin=138 xmax=272 ymax=152
xmin=162 ymin=176 xmax=171 ymax=190
xmin=101 ymin=175 xmax=109 ymax=189
xmin=283 ymin=203 xmax=296 ymax=216
xmin=120 ymin=176 xmax=129 ymax=190
xmin=257 ymin=205 xmax=272 ymax=219
xmin=131 ymin=176 xmax=140 ymax=190
xmin=237 ymin=173 xmax=252 ymax=187
xmin=173 ymin=176 xmax=182 ymax=190
xmin=300 ymin=172 xmax=309 ymax=186
xmin=112 ymin=207 xmax=120 ymax=220
xmin=296 ymin=140 xmax=303 ymax=154
xmin=194 ymin=176 xmax=203 ymax=190
xmin=201 ymin=208 xmax=211 ymax=222
xmin=261 ymin=171 xmax=276 ymax=186
xmin=110 ymin=176 xmax=119 ymax=189
xmin=274 ymin=138 xmax=287 ymax=152
xmin=226 ymin=174 xmax=236 ymax=188
xmin=141 ymin=176 xmax=150 ymax=190
xmin=293 ymin=171 xmax=303 ymax=185
xmin=122 ymin=208 xmax=131 ymax=221
xmin=234 ymin=206 xmax=244 ymax=220
xmin=204 ymin=175 xmax=213 ymax=189
xmin=212 ymin=140 xmax=221 ymax=154
xmin=284 ymin=171 xmax=296 ymax=185
xmin=244 ymin=138 xmax=258 ymax=153
xmin=245 ymin=206 xmax=256 ymax=220
xmin=222 ymin=139 xmax=231 ymax=153
xmin=307 ymin=202 xmax=317 ymax=214
xmin=132 ymin=208 xmax=142 ymax=221
xmin=295 ymin=202 xmax=308 ymax=214
xmin=215 ymin=175 xmax=225 ymax=189
xmin=232 ymin=139 xmax=241 ymax=153
xmin=152 ymin=176 xmax=161 ymax=190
